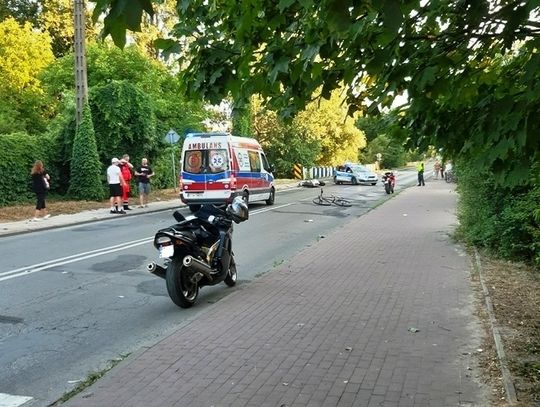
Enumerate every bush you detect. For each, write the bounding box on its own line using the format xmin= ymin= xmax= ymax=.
xmin=90 ymin=80 xmax=159 ymax=164
xmin=150 ymin=146 xmax=181 ymax=190
xmin=0 ymin=132 xmax=49 ymax=206
xmin=457 ymin=161 xmax=540 ymax=268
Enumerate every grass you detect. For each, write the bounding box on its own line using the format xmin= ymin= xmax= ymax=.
xmin=0 ymin=188 xmax=180 ymax=223
xmin=51 ymin=355 xmax=129 ymax=405
xmin=0 ymin=180 xmax=301 ymax=223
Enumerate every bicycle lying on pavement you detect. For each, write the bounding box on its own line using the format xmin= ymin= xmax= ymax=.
xmin=312 ymin=188 xmax=352 ymax=207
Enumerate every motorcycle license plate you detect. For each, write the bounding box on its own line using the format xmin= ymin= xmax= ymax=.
xmin=159 ymin=245 xmax=174 ymax=259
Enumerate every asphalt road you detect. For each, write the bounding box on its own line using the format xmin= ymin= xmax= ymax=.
xmin=0 ymin=169 xmax=419 ymax=407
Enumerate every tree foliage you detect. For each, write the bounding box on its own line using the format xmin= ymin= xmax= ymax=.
xmin=93 ymin=0 xmax=540 ymax=185
xmin=362 ymin=134 xmax=406 ymax=169
xmin=293 ymin=88 xmax=366 ymax=166
xmin=38 ymin=0 xmax=98 ymax=57
xmin=251 ymin=96 xmax=319 ymax=177
xmin=0 ymin=17 xmax=54 ymax=134
xmin=67 ymin=104 xmax=104 ymax=200
xmin=41 ymin=43 xmax=208 ymax=139
xmin=457 ymin=161 xmax=540 ymax=267
xmin=0 ymin=0 xmax=39 ymax=26
xmin=89 ymin=80 xmax=158 ymax=162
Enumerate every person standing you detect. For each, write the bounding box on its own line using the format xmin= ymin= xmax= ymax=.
xmin=118 ymin=154 xmax=134 ymax=210
xmin=433 ymin=160 xmax=441 ymax=179
xmin=107 ymin=157 xmax=126 ymax=214
xmin=30 ymin=160 xmax=51 ymax=221
xmin=417 ymin=162 xmax=425 ymax=186
xmin=134 ymin=157 xmax=154 ymax=208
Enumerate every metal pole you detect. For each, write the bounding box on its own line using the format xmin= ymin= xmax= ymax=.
xmin=171 ymin=148 xmax=177 ymax=191
xmin=73 ymin=0 xmax=88 ymax=127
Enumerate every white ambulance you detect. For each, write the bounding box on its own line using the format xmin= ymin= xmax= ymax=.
xmin=180 ymin=133 xmax=275 ymax=212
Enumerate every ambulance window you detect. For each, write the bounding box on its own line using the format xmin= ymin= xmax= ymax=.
xmin=184 ymin=150 xmax=203 ymax=174
xmin=248 ymin=151 xmax=261 ymax=172
xmin=261 ymin=153 xmax=271 ymax=172
xmin=208 ymin=149 xmax=229 ymax=173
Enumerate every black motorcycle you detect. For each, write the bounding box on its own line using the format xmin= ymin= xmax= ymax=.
xmin=147 ymin=197 xmax=249 ymax=308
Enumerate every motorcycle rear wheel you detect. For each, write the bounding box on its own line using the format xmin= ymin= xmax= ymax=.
xmin=166 ymin=257 xmax=198 ymax=308
xmin=224 ymin=257 xmax=237 ymax=287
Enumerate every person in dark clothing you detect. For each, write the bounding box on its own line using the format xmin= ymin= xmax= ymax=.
xmin=30 ymin=160 xmax=51 ymax=221
xmin=134 ymin=158 xmax=154 ymax=207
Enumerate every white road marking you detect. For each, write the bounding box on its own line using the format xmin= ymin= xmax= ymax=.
xmin=0 ymin=239 xmax=151 ymax=282
xmin=249 ymin=203 xmax=293 ymax=215
xmin=0 ymin=393 xmax=33 ymax=407
xmin=0 ymin=203 xmax=292 ymax=283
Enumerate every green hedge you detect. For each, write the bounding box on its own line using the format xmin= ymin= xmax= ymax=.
xmin=457 ymin=162 xmax=540 ymax=268
xmin=0 ymin=133 xmax=52 ymax=206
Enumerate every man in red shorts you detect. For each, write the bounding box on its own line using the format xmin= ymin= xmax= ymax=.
xmin=118 ymin=154 xmax=134 ymax=210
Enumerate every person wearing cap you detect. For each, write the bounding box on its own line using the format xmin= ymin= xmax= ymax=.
xmin=118 ymin=154 xmax=134 ymax=210
xmin=107 ymin=157 xmax=126 ymax=214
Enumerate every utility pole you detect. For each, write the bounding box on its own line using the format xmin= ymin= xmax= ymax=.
xmin=73 ymin=0 xmax=88 ymax=126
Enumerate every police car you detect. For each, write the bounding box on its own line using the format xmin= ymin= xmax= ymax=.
xmin=334 ymin=163 xmax=378 ymax=185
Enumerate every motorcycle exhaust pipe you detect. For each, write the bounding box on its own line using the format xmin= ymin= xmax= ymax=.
xmin=147 ymin=262 xmax=166 ymax=279
xmin=183 ymin=255 xmax=214 ymax=282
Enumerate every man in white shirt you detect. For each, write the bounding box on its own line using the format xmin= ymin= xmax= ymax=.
xmin=107 ymin=157 xmax=126 ymax=214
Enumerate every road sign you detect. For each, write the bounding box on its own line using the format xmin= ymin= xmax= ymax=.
xmin=165 ymin=129 xmax=180 ymax=144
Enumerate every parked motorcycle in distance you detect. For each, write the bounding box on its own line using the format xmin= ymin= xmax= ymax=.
xmin=381 ymin=171 xmax=396 ymax=194
xmin=147 ymin=197 xmax=249 ymax=308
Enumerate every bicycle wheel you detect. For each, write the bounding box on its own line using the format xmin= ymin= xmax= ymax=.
xmin=333 ymin=197 xmax=352 ymax=207
xmin=312 ymin=196 xmax=332 ymax=206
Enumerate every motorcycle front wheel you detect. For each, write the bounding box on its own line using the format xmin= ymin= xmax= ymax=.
xmin=384 ymin=183 xmax=391 ymax=194
xmin=166 ymin=257 xmax=198 ymax=308
xmin=224 ymin=257 xmax=237 ymax=287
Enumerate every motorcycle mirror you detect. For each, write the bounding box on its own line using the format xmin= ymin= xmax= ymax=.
xmin=173 ymin=210 xmax=186 ymax=223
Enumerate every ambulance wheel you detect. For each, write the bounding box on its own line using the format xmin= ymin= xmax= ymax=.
xmin=188 ymin=204 xmax=201 ymax=213
xmin=266 ymin=188 xmax=275 ymax=205
xmin=242 ymin=191 xmax=249 ymax=206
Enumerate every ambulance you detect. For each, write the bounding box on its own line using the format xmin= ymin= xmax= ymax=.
xmin=180 ymin=133 xmax=275 ymax=212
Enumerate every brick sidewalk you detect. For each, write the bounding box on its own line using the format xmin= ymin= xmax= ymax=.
xmin=64 ymin=181 xmax=490 ymax=407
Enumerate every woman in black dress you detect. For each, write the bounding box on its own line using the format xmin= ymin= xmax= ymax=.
xmin=30 ymin=160 xmax=51 ymax=221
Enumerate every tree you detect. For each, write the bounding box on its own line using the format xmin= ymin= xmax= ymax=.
xmin=251 ymin=96 xmax=319 ymax=177
xmin=91 ymin=0 xmax=540 ymax=184
xmin=67 ymin=104 xmax=104 ymax=200
xmin=363 ymin=134 xmax=406 ymax=169
xmin=293 ymin=88 xmax=366 ymax=166
xmin=0 ymin=0 xmax=39 ymax=26
xmin=38 ymin=0 xmax=98 ymax=57
xmin=0 ymin=17 xmax=54 ymax=134
xmin=41 ymin=42 xmax=209 ymax=138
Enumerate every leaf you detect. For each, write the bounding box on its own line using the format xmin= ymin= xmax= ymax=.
xmin=124 ymin=1 xmax=143 ymax=30
xmin=278 ymin=0 xmax=296 ymax=12
xmin=383 ymin=0 xmax=403 ymax=32
xmin=269 ymin=57 xmax=289 ymax=83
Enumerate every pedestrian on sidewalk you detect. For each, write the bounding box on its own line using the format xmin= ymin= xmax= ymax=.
xmin=118 ymin=154 xmax=134 ymax=210
xmin=417 ymin=162 xmax=425 ymax=186
xmin=107 ymin=157 xmax=126 ymax=214
xmin=134 ymin=157 xmax=154 ymax=208
xmin=30 ymin=160 xmax=51 ymax=221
